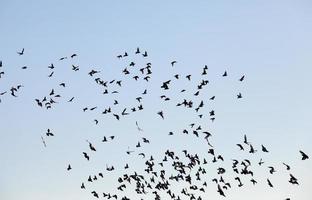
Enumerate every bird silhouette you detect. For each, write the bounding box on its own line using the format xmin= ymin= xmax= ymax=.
xmin=17 ymin=48 xmax=24 ymax=55
xmin=46 ymin=129 xmax=54 ymax=136
xmin=299 ymin=150 xmax=309 ymax=160
xmin=157 ymin=111 xmax=164 ymax=119
xmin=83 ymin=152 xmax=90 ymax=161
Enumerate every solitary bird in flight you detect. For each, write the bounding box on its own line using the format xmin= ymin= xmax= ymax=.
xmin=17 ymin=48 xmax=24 ymax=55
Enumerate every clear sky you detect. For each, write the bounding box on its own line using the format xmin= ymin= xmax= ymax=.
xmin=0 ymin=1 xmax=312 ymax=200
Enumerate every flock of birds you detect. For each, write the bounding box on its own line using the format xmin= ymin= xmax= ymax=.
xmin=0 ymin=47 xmax=310 ymax=200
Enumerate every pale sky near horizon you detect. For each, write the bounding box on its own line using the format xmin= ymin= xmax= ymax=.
xmin=1 ymin=1 xmax=312 ymax=200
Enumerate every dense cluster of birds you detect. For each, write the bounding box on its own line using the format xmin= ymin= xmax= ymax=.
xmin=0 ymin=47 xmax=309 ymax=200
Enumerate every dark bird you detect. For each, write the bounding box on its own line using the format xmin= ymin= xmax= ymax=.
xmin=236 ymin=144 xmax=244 ymax=151
xmin=72 ymin=65 xmax=79 ymax=71
xmin=171 ymin=61 xmax=177 ymax=66
xmin=17 ymin=48 xmax=24 ymax=55
xmin=90 ymin=106 xmax=97 ymax=111
xmin=283 ymin=163 xmax=291 ymax=170
xmin=261 ymin=145 xmax=269 ymax=153
xmin=135 ymin=47 xmax=140 ymax=54
xmin=267 ymin=179 xmax=273 ymax=187
xmin=113 ymin=114 xmax=120 ymax=120
xmin=222 ymin=71 xmax=227 ymax=77
xmin=217 ymin=184 xmax=225 ymax=197
xmin=68 ymin=97 xmax=75 ymax=102
xmin=250 ymin=179 xmax=257 ymax=185
xmin=258 ymin=158 xmax=264 ymax=166
xmin=88 ymin=70 xmax=100 ymax=77
xmin=48 ymin=71 xmax=54 ymax=77
xmin=91 ymin=191 xmax=99 ymax=198
xmin=87 ymin=140 xmax=96 ymax=151
xmin=237 ymin=92 xmax=242 ymax=99
xmin=83 ymin=152 xmax=90 ymax=161
xmin=268 ymin=166 xmax=276 ymax=174
xmin=59 ymin=83 xmax=66 ymax=87
xmin=67 ymin=164 xmax=72 ymax=171
xmin=121 ymin=108 xmax=129 ymax=115
xmin=210 ymin=96 xmax=215 ymax=100
xmin=21 ymin=66 xmax=27 ymax=69
xmin=243 ymin=134 xmax=249 ymax=145
xmin=157 ymin=111 xmax=164 ymax=119
xmin=142 ymin=51 xmax=148 ymax=57
xmin=289 ymin=173 xmax=299 ymax=185
xmin=81 ymin=183 xmax=85 ymax=189
xmin=239 ymin=75 xmax=245 ymax=81
xmin=48 ymin=63 xmax=54 ymax=69
xmin=46 ymin=129 xmax=54 ymax=136
xmin=59 ymin=57 xmax=67 ymax=60
xmin=138 ymin=153 xmax=146 ymax=158
xmin=186 ymin=74 xmax=191 ymax=81
xmin=299 ymin=150 xmax=309 ymax=160
xmin=70 ymin=53 xmax=77 ymax=58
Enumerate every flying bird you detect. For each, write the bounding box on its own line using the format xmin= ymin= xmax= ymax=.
xmin=299 ymin=150 xmax=309 ymax=160
xmin=46 ymin=129 xmax=54 ymax=136
xmin=17 ymin=48 xmax=24 ymax=55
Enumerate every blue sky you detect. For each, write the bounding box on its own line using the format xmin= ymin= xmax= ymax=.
xmin=0 ymin=1 xmax=312 ymax=199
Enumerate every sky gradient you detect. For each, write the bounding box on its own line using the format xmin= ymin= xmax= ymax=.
xmin=0 ymin=1 xmax=312 ymax=200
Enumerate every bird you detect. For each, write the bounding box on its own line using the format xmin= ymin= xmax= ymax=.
xmin=186 ymin=74 xmax=191 ymax=81
xmin=135 ymin=47 xmax=140 ymax=54
xmin=17 ymin=48 xmax=24 ymax=55
xmin=135 ymin=121 xmax=143 ymax=131
xmin=237 ymin=92 xmax=242 ymax=99
xmin=236 ymin=144 xmax=244 ymax=151
xmin=171 ymin=61 xmax=177 ymax=66
xmin=157 ymin=111 xmax=164 ymax=119
xmin=83 ymin=152 xmax=90 ymax=161
xmin=48 ymin=63 xmax=54 ymax=69
xmin=258 ymin=158 xmax=264 ymax=166
xmin=41 ymin=136 xmax=47 ymax=147
xmin=113 ymin=114 xmax=120 ymax=120
xmin=68 ymin=97 xmax=75 ymax=102
xmin=222 ymin=71 xmax=227 ymax=77
xmin=283 ymin=163 xmax=291 ymax=170
xmin=48 ymin=71 xmax=54 ymax=77
xmin=87 ymin=140 xmax=96 ymax=151
xmin=70 ymin=53 xmax=77 ymax=58
xmin=46 ymin=129 xmax=54 ymax=136
xmin=239 ymin=75 xmax=245 ymax=81
xmin=299 ymin=150 xmax=309 ymax=160
xmin=261 ymin=145 xmax=269 ymax=153
xmin=243 ymin=134 xmax=249 ymax=145
xmin=268 ymin=166 xmax=276 ymax=174
xmin=67 ymin=164 xmax=72 ymax=171
xmin=267 ymin=179 xmax=274 ymax=187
